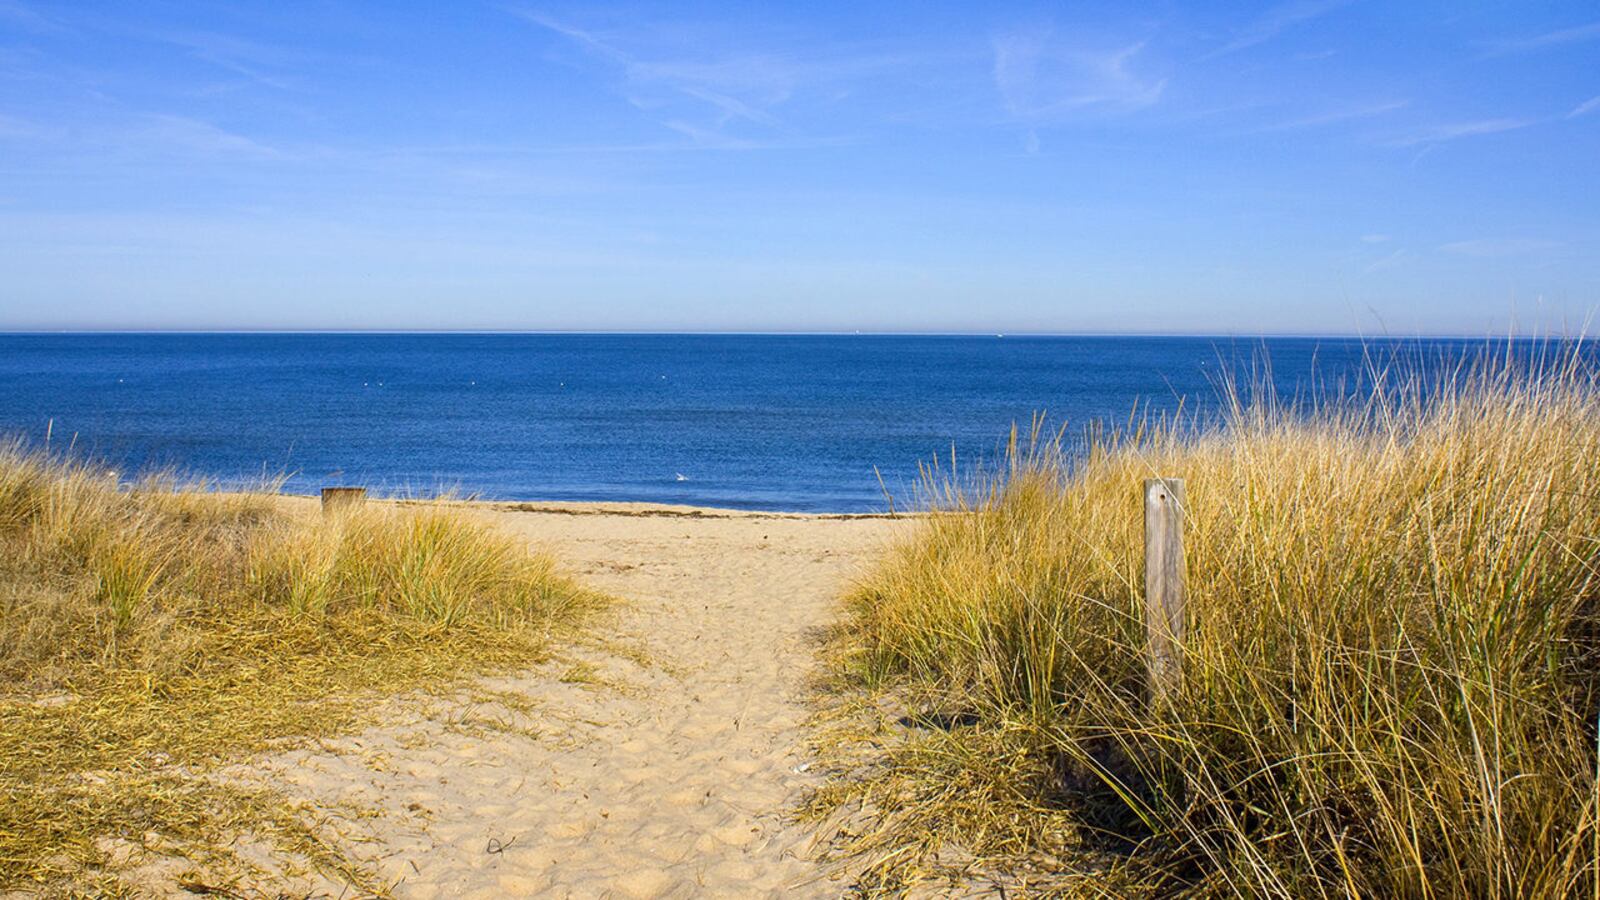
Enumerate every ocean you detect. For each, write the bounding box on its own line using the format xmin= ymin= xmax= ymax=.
xmin=0 ymin=333 xmax=1501 ymax=512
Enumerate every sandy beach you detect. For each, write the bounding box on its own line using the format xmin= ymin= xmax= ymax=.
xmin=213 ymin=499 xmax=905 ymax=897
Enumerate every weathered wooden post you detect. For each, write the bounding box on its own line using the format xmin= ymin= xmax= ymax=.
xmin=321 ymin=486 xmax=367 ymax=514
xmin=1144 ymin=478 xmax=1186 ymax=707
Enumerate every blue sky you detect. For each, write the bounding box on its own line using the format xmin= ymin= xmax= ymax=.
xmin=0 ymin=1 xmax=1596 ymax=334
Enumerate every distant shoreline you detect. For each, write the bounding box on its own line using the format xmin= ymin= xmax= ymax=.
xmin=0 ymin=329 xmax=1572 ymax=340
xmin=273 ymin=491 xmax=909 ymax=521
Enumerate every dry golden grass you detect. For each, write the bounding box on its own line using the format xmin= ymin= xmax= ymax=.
xmin=813 ymin=345 xmax=1600 ymax=898
xmin=0 ymin=446 xmax=604 ymax=894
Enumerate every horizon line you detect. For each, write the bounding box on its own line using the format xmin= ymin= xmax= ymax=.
xmin=0 ymin=328 xmax=1574 ymax=341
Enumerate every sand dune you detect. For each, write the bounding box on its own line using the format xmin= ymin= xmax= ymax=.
xmin=237 ymin=501 xmax=904 ymax=898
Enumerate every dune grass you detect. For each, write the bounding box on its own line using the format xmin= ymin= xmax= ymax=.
xmin=0 ymin=445 xmax=603 ymax=893
xmin=813 ymin=346 xmax=1600 ymax=897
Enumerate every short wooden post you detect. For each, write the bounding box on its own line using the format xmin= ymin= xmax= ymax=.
xmin=321 ymin=487 xmax=366 ymax=513
xmin=1144 ymin=478 xmax=1186 ymax=707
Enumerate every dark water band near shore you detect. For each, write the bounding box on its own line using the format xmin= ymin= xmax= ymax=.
xmin=0 ymin=333 xmax=1564 ymax=512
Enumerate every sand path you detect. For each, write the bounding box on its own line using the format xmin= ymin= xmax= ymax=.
xmin=249 ymin=503 xmax=901 ymax=898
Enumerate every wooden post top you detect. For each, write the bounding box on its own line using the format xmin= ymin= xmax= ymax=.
xmin=1143 ymin=478 xmax=1186 ymax=708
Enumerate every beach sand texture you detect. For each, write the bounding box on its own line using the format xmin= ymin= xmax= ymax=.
xmin=232 ymin=501 xmax=903 ymax=898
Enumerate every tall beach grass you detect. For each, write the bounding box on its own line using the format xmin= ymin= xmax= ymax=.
xmin=0 ymin=445 xmax=603 ymax=892
xmin=816 ymin=344 xmax=1600 ymax=897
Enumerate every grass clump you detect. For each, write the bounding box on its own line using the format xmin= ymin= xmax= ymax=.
xmin=0 ymin=445 xmax=603 ymax=893
xmin=816 ymin=346 xmax=1600 ymax=897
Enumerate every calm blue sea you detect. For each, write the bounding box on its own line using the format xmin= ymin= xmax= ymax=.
xmin=0 ymin=333 xmax=1503 ymax=511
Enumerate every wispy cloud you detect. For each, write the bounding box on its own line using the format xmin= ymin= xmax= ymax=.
xmin=1204 ymin=0 xmax=1351 ymax=59
xmin=0 ymin=8 xmax=306 ymax=90
xmin=666 ymin=83 xmax=784 ymax=129
xmin=1253 ymin=99 xmax=1409 ymax=132
xmin=136 ymin=115 xmax=284 ymax=159
xmin=1390 ymin=117 xmax=1535 ymax=147
xmin=990 ymin=28 xmax=1165 ymax=123
xmin=0 ymin=107 xmax=291 ymax=162
xmin=0 ymin=112 xmax=53 ymax=139
xmin=656 ymin=119 xmax=853 ymax=151
xmin=512 ymin=10 xmax=909 ymax=147
xmin=1569 ymin=95 xmax=1600 ymax=119
xmin=521 ymin=13 xmax=629 ymax=65
xmin=0 ymin=0 xmax=69 ymax=35
xmin=517 ymin=11 xmax=786 ymax=139
xmin=1364 ymin=247 xmax=1411 ymax=273
xmin=1483 ymin=20 xmax=1600 ymax=56
xmin=139 ymin=29 xmax=303 ymax=91
xmin=1439 ymin=237 xmax=1563 ymax=257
